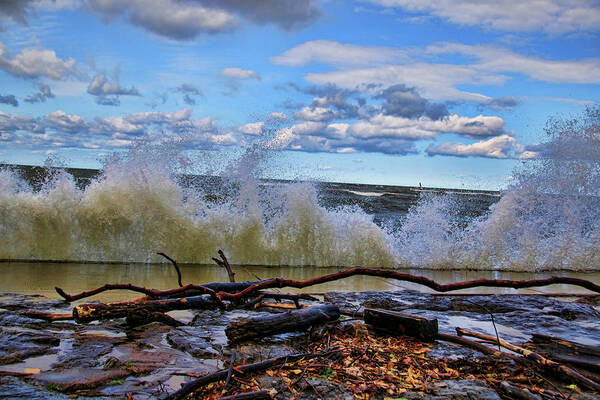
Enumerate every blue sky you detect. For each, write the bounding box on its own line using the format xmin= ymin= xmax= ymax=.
xmin=0 ymin=0 xmax=598 ymax=189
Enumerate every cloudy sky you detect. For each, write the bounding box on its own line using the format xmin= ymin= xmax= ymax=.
xmin=0 ymin=0 xmax=598 ymax=189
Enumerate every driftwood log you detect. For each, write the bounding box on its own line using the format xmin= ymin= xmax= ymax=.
xmin=55 ymin=281 xmax=270 ymax=303
xmin=215 ymin=269 xmax=600 ymax=303
xmin=436 ymin=333 xmax=520 ymax=361
xmin=498 ymin=381 xmax=542 ymax=400
xmin=56 ymin=269 xmax=600 ymax=305
xmin=125 ymin=309 xmax=182 ymax=328
xmin=226 ymin=304 xmax=340 ymax=343
xmin=529 ymin=334 xmax=600 ymax=373
xmin=364 ymin=308 xmax=438 ymax=341
xmin=72 ymin=295 xmax=214 ymax=323
xmin=457 ymin=328 xmax=600 ymax=392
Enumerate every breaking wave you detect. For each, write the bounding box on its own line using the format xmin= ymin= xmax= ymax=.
xmin=1 ymin=107 xmax=598 ymax=271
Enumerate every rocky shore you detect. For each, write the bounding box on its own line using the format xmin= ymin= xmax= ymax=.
xmin=0 ymin=290 xmax=599 ymax=399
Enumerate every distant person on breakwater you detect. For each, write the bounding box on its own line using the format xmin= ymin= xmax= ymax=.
xmin=419 ymin=182 xmax=422 ymax=190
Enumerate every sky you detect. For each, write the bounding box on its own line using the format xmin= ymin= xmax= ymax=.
xmin=0 ymin=0 xmax=598 ymax=189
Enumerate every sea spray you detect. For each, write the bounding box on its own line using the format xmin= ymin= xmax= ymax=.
xmin=395 ymin=107 xmax=600 ymax=271
xmin=0 ymin=143 xmax=396 ymax=266
xmin=1 ymin=107 xmax=598 ymax=271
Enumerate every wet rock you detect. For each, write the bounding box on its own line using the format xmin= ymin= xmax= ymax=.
xmin=0 ymin=328 xmax=60 ymax=365
xmin=34 ymin=368 xmax=130 ymax=392
xmin=325 ymin=290 xmax=600 ymax=346
xmin=0 ymin=376 xmax=70 ymax=399
xmin=52 ymin=332 xmax=126 ymax=369
xmin=0 ymin=293 xmax=65 ymax=312
xmin=166 ymin=327 xmax=220 ymax=358
xmin=231 ymin=332 xmax=305 ymax=364
xmin=403 ymin=379 xmax=502 ymax=400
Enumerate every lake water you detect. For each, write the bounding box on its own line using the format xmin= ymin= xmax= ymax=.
xmin=1 ymin=261 xmax=597 ymax=303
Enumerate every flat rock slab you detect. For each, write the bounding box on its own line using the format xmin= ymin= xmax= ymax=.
xmin=34 ymin=368 xmax=130 ymax=392
xmin=0 ymin=376 xmax=70 ymax=399
xmin=0 ymin=328 xmax=60 ymax=365
xmin=166 ymin=328 xmax=220 ymax=358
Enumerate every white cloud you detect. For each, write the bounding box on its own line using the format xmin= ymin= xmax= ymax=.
xmin=238 ymin=121 xmax=264 ymax=135
xmin=427 ymin=42 xmax=600 ymax=84
xmin=275 ymin=40 xmax=600 ymax=102
xmin=362 ymin=0 xmax=600 ymax=34
xmin=270 ymin=39 xmax=406 ymax=67
xmin=220 ymin=67 xmax=261 ymax=80
xmin=294 ymin=106 xmax=338 ymax=122
xmin=0 ymin=110 xmax=43 ymax=133
xmin=44 ymin=110 xmax=87 ymax=133
xmin=350 ymin=113 xmax=506 ymax=140
xmin=0 ymin=41 xmax=78 ymax=80
xmin=267 ymin=112 xmax=288 ymax=121
xmin=426 ymin=134 xmax=529 ymax=159
xmin=126 ymin=108 xmax=191 ymax=124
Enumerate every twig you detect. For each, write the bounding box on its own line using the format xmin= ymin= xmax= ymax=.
xmin=215 ymin=269 xmax=600 ymax=303
xmin=158 ymin=252 xmax=183 ymax=287
xmin=213 ymin=249 xmax=236 ymax=283
xmin=56 ymin=270 xmax=600 ymax=306
xmin=56 ymin=283 xmax=226 ymax=309
xmin=436 ymin=333 xmax=520 ymax=361
xmin=223 ymin=351 xmax=237 ymax=395
xmin=162 ymin=348 xmax=340 ymax=400
xmin=456 ymin=328 xmax=600 ymax=392
xmin=462 ymin=298 xmax=502 ymax=352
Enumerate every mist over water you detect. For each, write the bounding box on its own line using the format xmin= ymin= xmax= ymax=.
xmin=1 ymin=108 xmax=598 ymax=271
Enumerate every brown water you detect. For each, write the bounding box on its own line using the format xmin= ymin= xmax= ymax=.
xmin=1 ymin=262 xmax=598 ymax=303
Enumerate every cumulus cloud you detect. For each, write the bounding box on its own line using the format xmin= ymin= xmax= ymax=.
xmin=426 ymin=135 xmax=532 ymax=159
xmin=201 ymin=0 xmax=321 ymax=31
xmin=0 ymin=41 xmax=78 ymax=80
xmin=44 ymin=110 xmax=87 ymax=133
xmin=350 ymin=114 xmax=506 ymax=140
xmin=24 ymin=84 xmax=55 ymax=103
xmin=0 ymin=110 xmax=42 ymax=133
xmin=375 ymin=84 xmax=448 ymax=119
xmin=87 ymin=0 xmax=236 ymax=40
xmin=85 ymin=0 xmax=320 ymax=40
xmin=294 ymin=106 xmax=339 ymax=122
xmin=0 ymin=107 xmax=247 ymax=152
xmin=0 ymin=0 xmax=33 ymax=26
xmin=361 ymin=0 xmax=600 ymax=34
xmin=0 ymin=94 xmax=18 ymax=107
xmin=262 ymin=109 xmax=507 ymax=155
xmin=238 ymin=121 xmax=264 ymax=135
xmin=87 ymin=72 xmax=140 ymax=105
xmin=87 ymin=73 xmax=140 ymax=96
xmin=285 ymin=83 xmax=364 ymax=120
